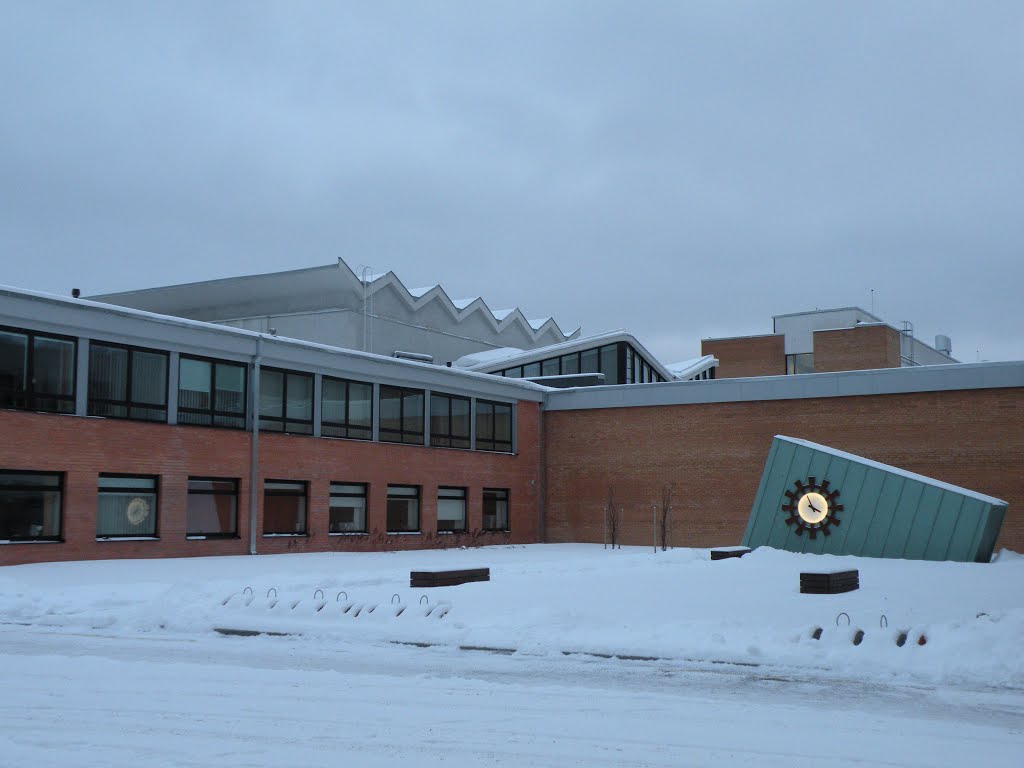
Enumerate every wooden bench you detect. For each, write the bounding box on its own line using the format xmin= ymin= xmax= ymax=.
xmin=800 ymin=570 xmax=859 ymax=594
xmin=710 ymin=547 xmax=751 ymax=560
xmin=410 ymin=567 xmax=490 ymax=588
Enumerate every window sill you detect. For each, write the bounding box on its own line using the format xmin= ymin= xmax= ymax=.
xmin=329 ymin=532 xmax=369 ymax=536
xmin=0 ymin=538 xmax=63 ymax=545
xmin=437 ymin=530 xmax=468 ymax=535
xmin=187 ymin=534 xmax=240 ymax=540
xmin=386 ymin=531 xmax=421 ymax=535
xmin=262 ymin=533 xmax=309 ymax=538
xmin=96 ymin=536 xmax=160 ymax=542
xmin=482 ymin=529 xmax=511 ymax=534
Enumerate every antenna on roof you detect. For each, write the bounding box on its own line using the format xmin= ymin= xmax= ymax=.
xmin=870 ymin=289 xmax=875 ymax=314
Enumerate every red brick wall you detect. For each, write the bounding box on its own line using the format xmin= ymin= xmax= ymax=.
xmin=814 ymin=325 xmax=901 ymax=372
xmin=544 ymin=388 xmax=1024 ymax=553
xmin=0 ymin=401 xmax=542 ymax=566
xmin=701 ymin=335 xmax=785 ymax=378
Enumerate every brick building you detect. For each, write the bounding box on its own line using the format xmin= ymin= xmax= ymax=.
xmin=1 ymin=284 xmax=1021 ymax=566
xmin=703 ymin=307 xmax=956 ymax=378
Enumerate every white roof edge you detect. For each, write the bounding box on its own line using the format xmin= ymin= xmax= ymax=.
xmin=772 ymin=306 xmax=884 ymax=323
xmin=776 ymin=435 xmax=1008 ymax=506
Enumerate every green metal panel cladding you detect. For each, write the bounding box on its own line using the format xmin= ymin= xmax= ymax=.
xmin=742 ymin=436 xmax=1007 ymax=563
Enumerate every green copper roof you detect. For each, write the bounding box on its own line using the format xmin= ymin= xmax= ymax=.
xmin=742 ymin=436 xmax=1007 ymax=563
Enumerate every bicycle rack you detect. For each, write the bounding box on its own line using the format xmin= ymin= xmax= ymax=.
xmin=314 ymin=589 xmax=324 ymax=601
xmin=337 ymin=591 xmax=348 ymax=602
xmin=835 ymin=612 xmax=850 ymax=627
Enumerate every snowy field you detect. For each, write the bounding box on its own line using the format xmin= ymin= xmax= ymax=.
xmin=1 ymin=544 xmax=1022 ymax=766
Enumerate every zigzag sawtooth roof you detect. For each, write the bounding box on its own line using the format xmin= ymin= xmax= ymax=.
xmin=89 ymin=260 xmax=580 ymax=347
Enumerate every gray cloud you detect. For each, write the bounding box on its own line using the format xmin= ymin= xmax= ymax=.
xmin=2 ymin=1 xmax=1021 ymax=363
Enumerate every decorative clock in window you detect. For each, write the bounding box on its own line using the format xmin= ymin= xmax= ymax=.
xmin=126 ymin=497 xmax=151 ymax=526
xmin=782 ymin=477 xmax=842 ymax=538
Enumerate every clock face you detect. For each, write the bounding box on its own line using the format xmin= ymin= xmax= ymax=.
xmin=782 ymin=477 xmax=843 ymax=538
xmin=797 ymin=492 xmax=829 ymax=524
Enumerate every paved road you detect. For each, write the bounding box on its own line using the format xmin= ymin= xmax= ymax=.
xmin=1 ymin=625 xmax=1021 ymax=767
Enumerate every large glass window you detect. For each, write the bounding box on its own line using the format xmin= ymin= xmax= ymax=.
xmin=88 ymin=342 xmax=168 ymax=422
xmin=786 ymin=353 xmax=814 ymax=375
xmin=96 ymin=475 xmax=158 ymax=539
xmin=541 ymin=357 xmax=559 ymax=377
xmin=379 ymin=386 xmax=424 ymax=445
xmin=330 ymin=482 xmax=367 ymax=533
xmin=476 ymin=400 xmax=513 ymax=453
xmin=560 ymin=353 xmax=580 ymax=375
xmin=483 ymin=488 xmax=509 ymax=532
xmin=580 ymin=348 xmax=599 ymax=374
xmin=599 ymin=344 xmax=619 ymax=385
xmin=437 ymin=486 xmax=467 ymax=533
xmin=186 ymin=477 xmax=238 ymax=538
xmin=178 ymin=356 xmax=247 ymax=428
xmin=322 ymin=377 xmax=373 ymax=440
xmin=430 ymin=393 xmax=471 ymax=449
xmin=0 ymin=471 xmax=62 ymax=542
xmin=263 ymin=480 xmax=307 ymax=536
xmin=386 ymin=484 xmax=420 ymax=533
xmin=625 ymin=346 xmax=635 ymax=384
xmin=259 ymin=368 xmax=313 ymax=434
xmin=0 ymin=327 xmax=75 ymax=413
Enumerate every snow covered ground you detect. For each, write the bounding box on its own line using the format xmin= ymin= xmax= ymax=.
xmin=1 ymin=544 xmax=1022 ymax=766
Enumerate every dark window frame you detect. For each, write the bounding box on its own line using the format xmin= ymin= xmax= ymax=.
xmin=475 ymin=399 xmax=514 ymax=453
xmin=185 ymin=476 xmax=239 ymax=538
xmin=0 ymin=325 xmax=77 ymax=414
xmin=329 ymin=481 xmax=369 ymax=534
xmin=483 ymin=487 xmax=510 ymax=532
xmin=177 ymin=354 xmax=248 ymax=430
xmin=436 ymin=485 xmax=468 ymax=533
xmin=96 ymin=473 xmax=159 ymax=540
xmin=88 ymin=340 xmax=169 ymax=423
xmin=429 ymin=392 xmax=471 ymax=449
xmin=259 ymin=366 xmax=314 ymax=435
xmin=386 ymin=484 xmax=420 ymax=533
xmin=321 ymin=376 xmax=373 ymax=441
xmin=379 ymin=385 xmax=425 ymax=445
xmin=0 ymin=469 xmax=64 ymax=542
xmin=262 ymin=479 xmax=308 ymax=536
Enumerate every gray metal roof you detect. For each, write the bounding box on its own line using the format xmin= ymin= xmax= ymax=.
xmin=0 ymin=284 xmax=549 ymax=403
xmin=543 ymin=360 xmax=1024 ymax=410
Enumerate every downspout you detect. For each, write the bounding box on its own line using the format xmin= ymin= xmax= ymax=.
xmin=538 ymin=401 xmax=547 ymax=543
xmin=248 ymin=336 xmax=263 ymax=555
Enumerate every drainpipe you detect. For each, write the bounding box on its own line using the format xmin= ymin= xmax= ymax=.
xmin=248 ymin=336 xmax=263 ymax=555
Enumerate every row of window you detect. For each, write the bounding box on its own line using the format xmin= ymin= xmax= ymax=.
xmin=0 ymin=470 xmax=511 ymax=542
xmin=493 ymin=341 xmax=666 ymax=385
xmin=0 ymin=327 xmax=514 ymax=453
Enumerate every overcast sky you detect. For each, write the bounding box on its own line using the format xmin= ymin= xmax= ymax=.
xmin=2 ymin=2 xmax=1022 ymax=363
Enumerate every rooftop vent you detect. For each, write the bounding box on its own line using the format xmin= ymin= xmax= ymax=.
xmin=935 ymin=335 xmax=952 ymax=356
xmin=393 ymin=350 xmax=434 ymax=364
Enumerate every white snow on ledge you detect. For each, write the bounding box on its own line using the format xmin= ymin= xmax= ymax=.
xmin=778 ymin=435 xmax=1008 ymax=506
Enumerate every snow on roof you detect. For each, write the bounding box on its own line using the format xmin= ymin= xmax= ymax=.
xmin=665 ymin=355 xmax=718 ymax=380
xmin=451 ymin=298 xmax=479 ymax=310
xmin=491 ymin=309 xmax=514 ymax=321
xmin=453 ymin=347 xmax=526 ymax=368
xmin=777 ymin=436 xmax=1008 ymax=506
